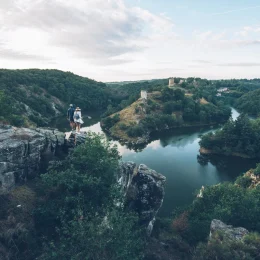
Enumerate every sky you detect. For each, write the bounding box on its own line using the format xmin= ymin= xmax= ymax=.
xmin=0 ymin=0 xmax=260 ymax=82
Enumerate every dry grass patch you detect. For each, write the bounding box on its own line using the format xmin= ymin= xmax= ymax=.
xmin=200 ymin=97 xmax=209 ymax=105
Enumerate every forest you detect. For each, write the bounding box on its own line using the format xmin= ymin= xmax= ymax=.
xmin=1 ymin=69 xmax=260 ymax=127
xmin=0 ymin=69 xmax=118 ymax=126
xmin=200 ymin=114 xmax=260 ymax=158
xmin=102 ymin=86 xmax=231 ymax=143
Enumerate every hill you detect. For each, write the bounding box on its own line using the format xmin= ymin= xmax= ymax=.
xmin=0 ymin=69 xmax=112 ymax=127
xmin=101 ymin=87 xmax=231 ymax=146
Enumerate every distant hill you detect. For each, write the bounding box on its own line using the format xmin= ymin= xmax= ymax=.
xmin=0 ymin=69 xmax=112 ymax=126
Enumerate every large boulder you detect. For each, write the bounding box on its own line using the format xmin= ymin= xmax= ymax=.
xmin=65 ymin=131 xmax=88 ymax=147
xmin=210 ymin=219 xmax=249 ymax=242
xmin=0 ymin=125 xmax=65 ymax=193
xmin=118 ymin=162 xmax=166 ymax=235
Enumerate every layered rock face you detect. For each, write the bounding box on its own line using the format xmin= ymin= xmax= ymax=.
xmin=210 ymin=219 xmax=249 ymax=242
xmin=0 ymin=125 xmax=65 ymax=193
xmin=118 ymin=162 xmax=166 ymax=234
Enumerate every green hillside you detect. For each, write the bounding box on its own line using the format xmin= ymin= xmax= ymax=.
xmin=0 ymin=69 xmax=112 ymax=127
xmin=101 ymin=87 xmax=231 ymax=146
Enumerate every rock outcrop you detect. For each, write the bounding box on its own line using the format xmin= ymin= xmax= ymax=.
xmin=0 ymin=125 xmax=65 ymax=193
xmin=118 ymin=162 xmax=166 ymax=235
xmin=65 ymin=131 xmax=88 ymax=147
xmin=210 ymin=219 xmax=249 ymax=242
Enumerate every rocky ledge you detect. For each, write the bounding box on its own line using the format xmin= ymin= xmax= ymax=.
xmin=210 ymin=219 xmax=249 ymax=242
xmin=118 ymin=162 xmax=166 ymax=235
xmin=1 ymin=126 xmax=166 ymax=236
xmin=0 ymin=125 xmax=65 ymax=193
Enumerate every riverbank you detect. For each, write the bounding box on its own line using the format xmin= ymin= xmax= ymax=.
xmin=199 ymin=147 xmax=252 ymax=159
xmin=105 ymin=121 xmax=226 ymax=148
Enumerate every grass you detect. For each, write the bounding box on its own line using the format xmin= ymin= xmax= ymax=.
xmin=200 ymin=98 xmax=209 ymax=105
xmin=110 ymin=99 xmax=147 ymax=141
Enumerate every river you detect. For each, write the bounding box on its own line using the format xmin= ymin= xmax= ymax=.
xmin=55 ymin=108 xmax=258 ymax=217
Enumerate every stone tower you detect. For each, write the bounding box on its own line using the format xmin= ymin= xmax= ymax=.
xmin=141 ymin=90 xmax=147 ymax=100
xmin=169 ymin=78 xmax=174 ymax=87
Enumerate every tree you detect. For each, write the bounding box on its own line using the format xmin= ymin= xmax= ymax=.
xmin=35 ymin=133 xmax=145 ymax=260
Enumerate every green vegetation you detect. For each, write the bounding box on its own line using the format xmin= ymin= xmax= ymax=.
xmin=102 ymin=86 xmax=231 ymax=145
xmin=172 ymin=181 xmax=260 ymax=245
xmin=35 ymin=133 xmax=145 ymax=260
xmin=235 ymin=89 xmax=260 ymax=116
xmin=102 ymin=79 xmax=168 ymax=117
xmin=193 ymin=232 xmax=260 ymax=260
xmin=200 ymin=114 xmax=260 ymax=158
xmin=2 ymin=69 xmax=260 ymax=128
xmin=1 ymin=134 xmax=145 ymax=260
xmin=0 ymin=69 xmax=115 ymax=126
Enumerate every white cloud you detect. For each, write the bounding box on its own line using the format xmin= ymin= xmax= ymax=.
xmin=1 ymin=0 xmax=260 ymax=81
xmin=236 ymin=26 xmax=260 ymax=37
xmin=0 ymin=0 xmax=175 ymax=66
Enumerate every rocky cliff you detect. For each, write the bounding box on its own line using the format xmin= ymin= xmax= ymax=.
xmin=0 ymin=125 xmax=65 ymax=193
xmin=118 ymin=162 xmax=166 ymax=234
xmin=210 ymin=219 xmax=249 ymax=242
xmin=1 ymin=127 xmax=166 ymax=235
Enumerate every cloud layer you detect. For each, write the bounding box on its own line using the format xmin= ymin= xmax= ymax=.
xmin=0 ymin=0 xmax=174 ymax=65
xmin=0 ymin=0 xmax=260 ymax=81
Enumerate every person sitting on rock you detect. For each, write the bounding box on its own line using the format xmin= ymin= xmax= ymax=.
xmin=73 ymin=107 xmax=84 ymax=132
xmin=67 ymin=104 xmax=75 ymax=131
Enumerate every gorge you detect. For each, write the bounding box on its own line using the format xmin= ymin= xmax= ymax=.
xmin=50 ymin=107 xmax=258 ymax=217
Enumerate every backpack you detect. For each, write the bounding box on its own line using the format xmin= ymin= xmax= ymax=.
xmin=74 ymin=113 xmax=80 ymax=120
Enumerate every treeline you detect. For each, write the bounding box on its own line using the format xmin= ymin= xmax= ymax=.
xmin=200 ymin=114 xmax=260 ymax=158
xmin=108 ymin=77 xmax=260 ymax=118
xmin=0 ymin=69 xmax=115 ymax=126
xmin=235 ymin=89 xmax=260 ymax=116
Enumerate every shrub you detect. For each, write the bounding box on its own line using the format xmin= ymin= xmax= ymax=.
xmin=126 ymin=125 xmax=146 ymax=137
xmin=118 ymin=122 xmax=128 ymax=130
xmin=172 ymin=211 xmax=189 ymax=234
xmin=175 ymin=182 xmax=260 ymax=244
xmin=254 ymin=163 xmax=260 ymax=175
xmin=34 ymin=133 xmax=145 ymax=260
xmin=102 ymin=114 xmax=120 ymax=129
xmin=193 ymin=232 xmax=260 ymax=260
xmin=235 ymin=175 xmax=252 ymax=188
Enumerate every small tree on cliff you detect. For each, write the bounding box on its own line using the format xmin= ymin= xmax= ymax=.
xmin=35 ymin=133 xmax=145 ymax=260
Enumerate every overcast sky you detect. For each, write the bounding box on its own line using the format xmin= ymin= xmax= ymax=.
xmin=0 ymin=0 xmax=260 ymax=81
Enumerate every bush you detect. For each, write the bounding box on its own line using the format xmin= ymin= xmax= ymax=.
xmin=126 ymin=125 xmax=146 ymax=137
xmin=235 ymin=175 xmax=252 ymax=188
xmin=10 ymin=115 xmax=25 ymax=127
xmin=254 ymin=163 xmax=260 ymax=175
xmin=102 ymin=114 xmax=120 ymax=129
xmin=175 ymin=182 xmax=260 ymax=244
xmin=118 ymin=122 xmax=128 ymax=130
xmin=34 ymin=133 xmax=145 ymax=260
xmin=193 ymin=232 xmax=260 ymax=260
xmin=135 ymin=106 xmax=140 ymax=114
